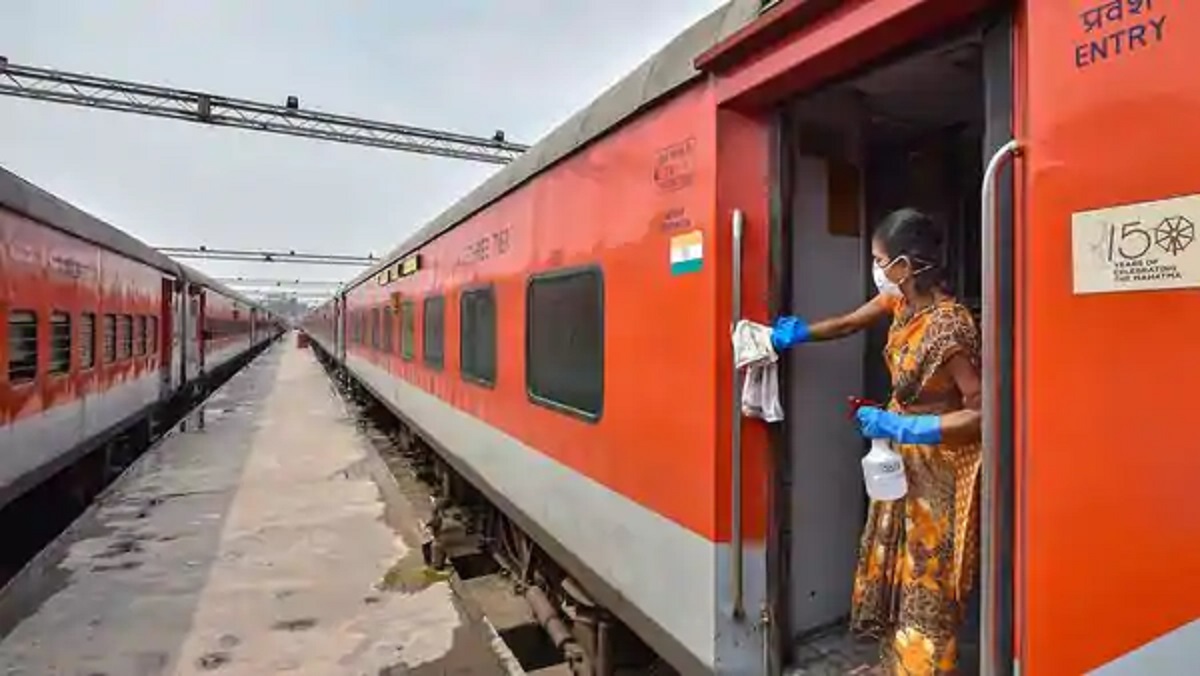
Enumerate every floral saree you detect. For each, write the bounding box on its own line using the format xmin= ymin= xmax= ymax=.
xmin=850 ymin=297 xmax=983 ymax=674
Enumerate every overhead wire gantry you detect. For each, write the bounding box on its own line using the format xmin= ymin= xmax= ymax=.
xmin=158 ymin=246 xmax=375 ymax=266
xmin=0 ymin=56 xmax=528 ymax=164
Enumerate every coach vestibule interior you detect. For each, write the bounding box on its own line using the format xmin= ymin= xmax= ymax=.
xmin=777 ymin=25 xmax=992 ymax=668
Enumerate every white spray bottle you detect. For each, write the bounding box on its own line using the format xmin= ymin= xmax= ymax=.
xmin=861 ymin=438 xmax=908 ymax=501
xmin=849 ymin=397 xmax=908 ymax=502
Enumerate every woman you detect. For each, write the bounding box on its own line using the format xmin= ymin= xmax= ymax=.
xmin=773 ymin=208 xmax=982 ymax=675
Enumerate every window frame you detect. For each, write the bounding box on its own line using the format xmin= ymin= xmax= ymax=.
xmin=103 ymin=314 xmax=117 ymax=364
xmin=118 ymin=314 xmax=133 ymax=360
xmin=80 ymin=312 xmax=97 ymax=370
xmin=135 ymin=315 xmax=148 ymax=356
xmin=49 ymin=310 xmax=72 ymax=376
xmin=382 ymin=304 xmax=395 ymax=354
xmin=148 ymin=316 xmax=158 ymax=354
xmin=525 ymin=266 xmax=605 ymax=422
xmin=422 ymin=295 xmax=445 ymax=370
xmin=459 ymin=284 xmax=497 ymax=388
xmin=400 ymin=299 xmax=416 ymax=362
xmin=7 ymin=309 xmax=39 ymax=384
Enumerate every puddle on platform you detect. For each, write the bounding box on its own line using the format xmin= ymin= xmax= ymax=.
xmin=378 ymin=554 xmax=451 ymax=594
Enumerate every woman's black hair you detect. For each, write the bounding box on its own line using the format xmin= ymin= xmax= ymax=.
xmin=873 ymin=208 xmax=946 ymax=293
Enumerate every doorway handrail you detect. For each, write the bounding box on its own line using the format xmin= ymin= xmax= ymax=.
xmin=980 ymin=138 xmax=1020 ymax=676
xmin=730 ymin=208 xmax=746 ymax=621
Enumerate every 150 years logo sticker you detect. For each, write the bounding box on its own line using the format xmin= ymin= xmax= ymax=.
xmin=1073 ymin=194 xmax=1200 ymax=294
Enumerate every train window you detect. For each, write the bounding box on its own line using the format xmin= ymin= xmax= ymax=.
xmin=527 ymin=268 xmax=604 ymax=420
xmin=400 ymin=300 xmax=416 ymax=361
xmin=103 ymin=315 xmax=117 ymax=363
xmin=383 ymin=305 xmax=394 ymax=354
xmin=460 ymin=287 xmax=496 ymax=386
xmin=118 ymin=314 xmax=133 ymax=359
xmin=148 ymin=316 xmax=158 ymax=353
xmin=371 ymin=308 xmax=380 ymax=350
xmin=423 ymin=296 xmax=445 ymax=369
xmin=7 ymin=310 xmax=38 ymax=383
xmin=80 ymin=313 xmax=96 ymax=369
xmin=135 ymin=316 xmax=147 ymax=356
xmin=49 ymin=311 xmax=72 ymax=375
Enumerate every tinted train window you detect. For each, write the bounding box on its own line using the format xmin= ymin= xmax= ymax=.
xmin=80 ymin=313 xmax=96 ymax=369
xmin=118 ymin=315 xmax=133 ymax=359
xmin=7 ymin=310 xmax=37 ymax=383
xmin=371 ymin=308 xmax=380 ymax=350
xmin=49 ymin=311 xmax=71 ymax=375
xmin=382 ymin=306 xmax=394 ymax=353
xmin=136 ymin=316 xmax=147 ymax=356
xmin=527 ymin=269 xmax=604 ymax=419
xmin=148 ymin=316 xmax=158 ymax=353
xmin=103 ymin=315 xmax=116 ymax=363
xmin=423 ymin=296 xmax=445 ymax=369
xmin=400 ymin=300 xmax=416 ymax=361
xmin=460 ymin=287 xmax=495 ymax=386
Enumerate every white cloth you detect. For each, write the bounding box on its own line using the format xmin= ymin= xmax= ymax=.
xmin=731 ymin=320 xmax=784 ymax=422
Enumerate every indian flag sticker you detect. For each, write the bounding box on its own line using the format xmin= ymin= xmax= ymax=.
xmin=670 ymin=230 xmax=704 ymax=275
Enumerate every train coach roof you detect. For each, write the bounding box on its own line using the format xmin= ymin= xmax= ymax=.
xmin=348 ymin=0 xmax=761 ymax=290
xmin=0 ymin=163 xmax=182 ymax=275
xmin=0 ymin=164 xmax=264 ymax=311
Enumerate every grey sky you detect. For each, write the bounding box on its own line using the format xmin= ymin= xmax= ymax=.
xmin=1 ymin=0 xmax=725 ymax=301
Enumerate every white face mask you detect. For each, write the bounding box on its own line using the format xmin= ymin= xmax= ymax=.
xmin=873 ymin=260 xmax=901 ymax=297
xmin=873 ymin=255 xmax=933 ymax=297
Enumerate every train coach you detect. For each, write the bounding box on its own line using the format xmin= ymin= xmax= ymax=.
xmin=0 ymin=165 xmax=281 ymax=514
xmin=304 ymin=0 xmax=1200 ymax=674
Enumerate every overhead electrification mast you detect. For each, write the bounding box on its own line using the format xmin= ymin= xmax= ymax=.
xmin=0 ymin=56 xmax=527 ymax=164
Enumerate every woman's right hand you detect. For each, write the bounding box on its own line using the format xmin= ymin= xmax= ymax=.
xmin=772 ymin=296 xmax=893 ymax=349
xmin=771 ymin=316 xmax=811 ymax=351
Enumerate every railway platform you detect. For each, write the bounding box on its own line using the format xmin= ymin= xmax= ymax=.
xmin=0 ymin=338 xmax=507 ymax=675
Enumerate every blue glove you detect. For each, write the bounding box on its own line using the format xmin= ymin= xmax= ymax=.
xmin=771 ymin=316 xmax=811 ymax=351
xmin=855 ymin=406 xmax=942 ymax=445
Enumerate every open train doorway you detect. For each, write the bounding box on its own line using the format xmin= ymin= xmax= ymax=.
xmin=773 ymin=14 xmax=1013 ymax=675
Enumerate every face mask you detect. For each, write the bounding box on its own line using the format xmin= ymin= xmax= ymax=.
xmin=873 ymin=260 xmax=901 ymax=297
xmin=873 ymin=255 xmax=934 ymax=297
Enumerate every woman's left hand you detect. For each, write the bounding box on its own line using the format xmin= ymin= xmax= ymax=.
xmin=854 ymin=406 xmax=943 ymax=445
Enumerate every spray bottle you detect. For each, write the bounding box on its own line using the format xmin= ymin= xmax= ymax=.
xmin=848 ymin=397 xmax=908 ymax=502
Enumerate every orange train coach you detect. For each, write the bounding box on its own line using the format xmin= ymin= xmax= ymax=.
xmin=303 ymin=0 xmax=1199 ymax=673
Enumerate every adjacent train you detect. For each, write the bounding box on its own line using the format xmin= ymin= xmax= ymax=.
xmin=304 ymin=0 xmax=1200 ymax=674
xmin=0 ymin=165 xmax=283 ymax=513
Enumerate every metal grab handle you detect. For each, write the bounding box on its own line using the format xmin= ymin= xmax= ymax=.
xmin=980 ymin=139 xmax=1019 ymax=676
xmin=730 ymin=208 xmax=745 ymax=620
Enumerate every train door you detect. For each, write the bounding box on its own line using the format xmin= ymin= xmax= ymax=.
xmin=335 ymin=294 xmax=346 ymax=361
xmin=196 ymin=289 xmax=207 ymax=378
xmin=703 ymin=2 xmax=1022 ymax=673
xmin=182 ymin=283 xmax=203 ymax=383
xmin=1016 ymin=3 xmax=1200 ymax=674
xmin=173 ymin=278 xmax=189 ymax=389
xmin=771 ymin=15 xmax=1013 ymax=672
xmin=160 ymin=277 xmax=176 ymax=395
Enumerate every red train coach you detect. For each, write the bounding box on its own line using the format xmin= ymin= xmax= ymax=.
xmin=0 ymin=165 xmax=278 ymax=512
xmin=305 ymin=0 xmax=1200 ymax=674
